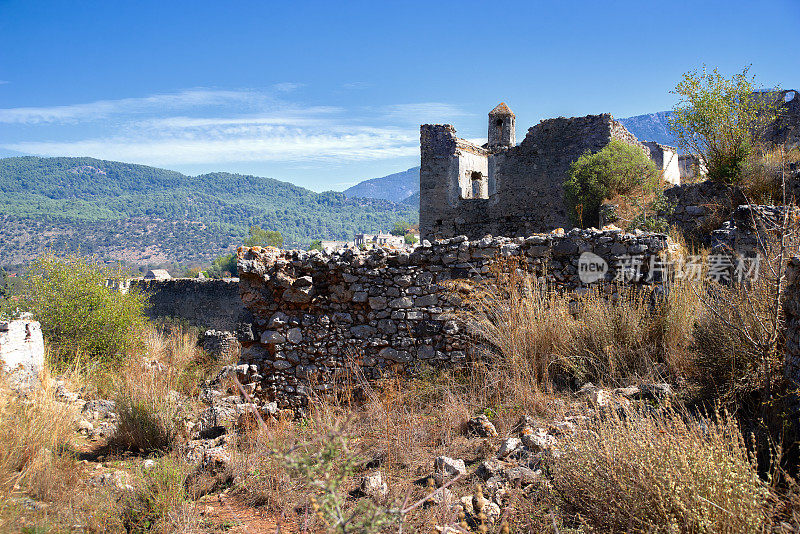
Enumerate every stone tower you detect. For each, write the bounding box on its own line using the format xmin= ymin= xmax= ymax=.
xmin=488 ymin=102 xmax=515 ymax=148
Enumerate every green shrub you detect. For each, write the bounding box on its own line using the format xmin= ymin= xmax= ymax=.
xmin=19 ymin=253 xmax=148 ymax=363
xmin=669 ymin=65 xmax=778 ymax=184
xmin=564 ymin=139 xmax=659 ymax=227
xmin=244 ymin=225 xmax=283 ymax=248
xmin=207 ymin=252 xmax=237 ymax=278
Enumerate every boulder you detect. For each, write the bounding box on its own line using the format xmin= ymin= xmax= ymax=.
xmin=467 ymin=414 xmax=498 ymax=438
xmin=433 ymin=456 xmax=466 ymax=486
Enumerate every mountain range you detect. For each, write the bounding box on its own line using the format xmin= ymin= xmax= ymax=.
xmin=0 ymin=156 xmax=418 ymax=268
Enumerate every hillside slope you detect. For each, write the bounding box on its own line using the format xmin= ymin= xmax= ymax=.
xmin=344 ymin=166 xmax=420 ymax=203
xmin=0 ymin=156 xmax=418 ymax=267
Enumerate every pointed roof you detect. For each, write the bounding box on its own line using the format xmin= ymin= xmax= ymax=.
xmin=489 ymin=102 xmax=514 ymax=116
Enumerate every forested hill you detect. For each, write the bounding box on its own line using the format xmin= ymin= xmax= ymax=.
xmin=0 ymin=156 xmax=419 ymax=267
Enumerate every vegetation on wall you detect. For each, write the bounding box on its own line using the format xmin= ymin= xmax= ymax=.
xmin=564 ymin=139 xmax=659 ymax=227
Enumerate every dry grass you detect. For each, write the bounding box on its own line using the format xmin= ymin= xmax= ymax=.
xmin=113 ymin=325 xmax=230 ymax=454
xmin=447 ymin=270 xmax=702 ymax=391
xmin=551 ymin=406 xmax=773 ymax=533
xmin=0 ymin=374 xmax=77 ymax=500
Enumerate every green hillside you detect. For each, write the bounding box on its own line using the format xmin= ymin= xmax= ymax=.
xmin=0 ymin=156 xmax=419 ymax=267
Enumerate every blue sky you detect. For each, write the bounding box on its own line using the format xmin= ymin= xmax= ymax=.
xmin=1 ymin=0 xmax=798 ymax=192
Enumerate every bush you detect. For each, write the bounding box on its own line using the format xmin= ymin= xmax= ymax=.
xmin=0 ymin=377 xmax=77 ymax=501
xmin=391 ymin=221 xmax=411 ymax=236
xmin=669 ymin=65 xmax=778 ymax=184
xmin=207 ymin=252 xmax=237 ymax=278
xmin=564 ymin=139 xmax=659 ymax=227
xmin=244 ymin=225 xmax=283 ymax=248
xmin=447 ymin=268 xmax=700 ymax=390
xmin=551 ymin=406 xmax=772 ymax=532
xmin=19 ymin=254 xmax=148 ymax=363
xmin=112 ymin=327 xmax=206 ymax=453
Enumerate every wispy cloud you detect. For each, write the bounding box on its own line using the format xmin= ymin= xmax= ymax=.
xmin=381 ymin=102 xmax=471 ymax=123
xmin=272 ymin=82 xmax=305 ymax=92
xmin=0 ymin=89 xmax=453 ymax=167
xmin=0 ymin=88 xmax=273 ymax=124
xmin=0 ymin=80 xmax=9 ymax=85
xmin=5 ymin=127 xmax=418 ymax=165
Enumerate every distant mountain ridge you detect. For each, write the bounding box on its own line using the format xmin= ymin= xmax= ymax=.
xmin=344 ymin=166 xmax=420 ymax=203
xmin=618 ymin=111 xmax=679 ymax=148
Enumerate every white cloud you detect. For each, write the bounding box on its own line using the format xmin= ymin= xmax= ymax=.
xmin=4 ymin=126 xmax=419 ymax=165
xmin=381 ymin=102 xmax=470 ymax=123
xmin=0 ymin=80 xmax=9 ymax=85
xmin=0 ymin=88 xmax=440 ymax=167
xmin=272 ymin=82 xmax=305 ymax=92
xmin=0 ymin=88 xmax=274 ymax=124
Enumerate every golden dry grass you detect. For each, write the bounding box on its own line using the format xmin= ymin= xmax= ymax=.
xmin=551 ymin=406 xmax=773 ymax=533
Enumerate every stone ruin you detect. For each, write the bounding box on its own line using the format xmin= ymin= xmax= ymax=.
xmin=235 ymin=230 xmax=672 ymax=408
xmin=420 ymin=103 xmax=684 ymax=241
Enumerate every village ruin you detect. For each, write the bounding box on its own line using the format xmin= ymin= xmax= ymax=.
xmin=420 ymin=103 xmax=683 ymax=241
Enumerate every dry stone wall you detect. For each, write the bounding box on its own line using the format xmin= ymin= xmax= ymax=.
xmin=130 ymin=278 xmax=251 ymax=332
xmin=235 ymin=229 xmax=671 ymax=408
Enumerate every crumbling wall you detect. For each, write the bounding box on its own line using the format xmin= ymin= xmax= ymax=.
xmin=236 ymin=230 xmax=671 ymax=408
xmin=664 ymin=180 xmax=739 ymax=242
xmin=643 ymin=141 xmax=680 ymax=185
xmin=420 ymin=114 xmax=649 ymax=241
xmin=130 ymin=278 xmax=251 ymax=331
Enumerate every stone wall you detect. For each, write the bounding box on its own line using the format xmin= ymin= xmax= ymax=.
xmin=235 ymin=230 xmax=671 ymax=408
xmin=130 ymin=278 xmax=251 ymax=332
xmin=420 ymin=114 xmax=650 ymax=241
xmin=664 ymin=180 xmax=739 ymax=242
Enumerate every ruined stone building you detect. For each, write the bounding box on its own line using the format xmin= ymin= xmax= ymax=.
xmin=420 ymin=103 xmax=682 ymax=240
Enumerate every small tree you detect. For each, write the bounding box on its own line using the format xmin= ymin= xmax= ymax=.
xmin=308 ymin=239 xmax=323 ymax=251
xmin=669 ymin=65 xmax=778 ymax=184
xmin=244 ymin=225 xmax=284 ymax=248
xmin=207 ymin=253 xmax=237 ymax=278
xmin=19 ymin=254 xmax=148 ymax=363
xmin=390 ymin=221 xmax=411 ymax=237
xmin=564 ymin=139 xmax=659 ymax=227
xmin=404 ymin=233 xmax=418 ymax=245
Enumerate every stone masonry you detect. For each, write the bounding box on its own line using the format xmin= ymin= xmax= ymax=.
xmin=420 ymin=103 xmax=688 ymax=241
xmin=235 ymin=229 xmax=672 ymax=408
